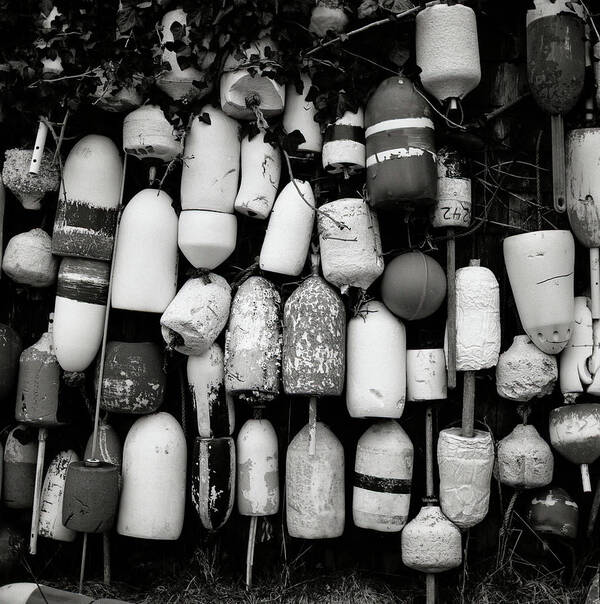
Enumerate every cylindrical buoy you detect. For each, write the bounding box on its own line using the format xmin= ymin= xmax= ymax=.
xmin=3 ymin=426 xmax=37 ymax=509
xmin=53 ymin=258 xmax=109 ymax=372
xmin=283 ymin=74 xmax=322 ymax=153
xmin=347 ymin=301 xmax=406 ymax=418
xmin=52 ymin=135 xmax=122 ymax=261
xmin=286 ymin=422 xmax=344 ymax=538
xmin=160 ymin=273 xmax=231 ymax=356
xmin=117 ymin=412 xmax=187 ymax=539
xmin=560 ymin=297 xmax=593 ymax=398
xmin=84 ymin=420 xmax=122 ymax=471
xmin=437 ymin=427 xmax=494 ymax=529
xmin=406 ymin=349 xmax=447 ymax=402
xmin=111 ymin=189 xmax=178 ymax=313
xmin=353 ymin=420 xmax=413 ymax=532
xmin=317 ymin=198 xmax=384 ymax=292
xmin=237 ymin=418 xmax=279 ymax=516
xmin=234 ymin=132 xmax=281 ymax=219
xmin=0 ymin=582 xmax=131 ymax=603
xmin=224 ymin=277 xmax=282 ymax=401
xmin=192 ymin=437 xmax=235 ymax=531
xmin=322 ymin=109 xmax=365 ymax=175
xmin=528 ymin=487 xmax=578 ymax=539
xmin=431 ymin=147 xmax=472 ymax=229
xmin=0 ymin=324 xmax=22 ymax=401
xmin=504 ymin=230 xmax=574 ymax=354
xmin=282 ymin=275 xmax=345 ymax=397
xmin=259 ymin=180 xmax=315 ymax=276
xmin=2 ymin=229 xmax=58 ymax=287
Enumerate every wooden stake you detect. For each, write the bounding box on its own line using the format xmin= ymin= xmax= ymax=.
xmin=426 ymin=573 xmax=436 ymax=604
xmin=29 ymin=120 xmax=49 ymax=174
xmin=245 ymin=516 xmax=258 ymax=589
xmin=461 ymin=372 xmax=475 ymax=439
xmin=590 ymin=248 xmax=600 ymax=376
xmin=550 ymin=114 xmax=566 ymax=213
xmin=78 ymin=533 xmax=88 ymax=593
xmin=29 ymin=427 xmax=48 ymax=555
xmin=447 ymin=228 xmax=457 ymax=390
xmin=425 ymin=406 xmax=434 ymax=499
xmin=103 ymin=532 xmax=111 ymax=585
xmin=308 ymin=397 xmax=317 ymax=456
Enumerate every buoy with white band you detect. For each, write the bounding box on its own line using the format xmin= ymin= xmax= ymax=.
xmin=322 ymin=109 xmax=365 ymax=176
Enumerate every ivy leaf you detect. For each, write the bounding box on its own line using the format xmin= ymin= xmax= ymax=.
xmin=198 ymin=112 xmax=212 ymax=125
xmin=281 ymin=129 xmax=306 ymax=153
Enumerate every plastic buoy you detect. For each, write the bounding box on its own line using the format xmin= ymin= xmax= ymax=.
xmin=3 ymin=426 xmax=37 ymax=509
xmin=406 ymin=349 xmax=447 ymax=402
xmin=0 ymin=583 xmax=131 ymax=603
xmin=2 ymin=229 xmax=58 ymax=287
xmin=283 ymin=74 xmax=322 ymax=153
xmin=528 ymin=487 xmax=578 ymax=539
xmin=0 ymin=324 xmax=22 ymax=401
xmin=322 ymin=109 xmax=365 ymax=175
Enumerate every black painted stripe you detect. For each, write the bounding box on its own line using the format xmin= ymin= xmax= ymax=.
xmin=353 ymin=471 xmax=411 ymax=494
xmin=57 ymin=258 xmax=110 ymax=304
xmin=209 ymin=383 xmax=233 ymax=437
xmin=366 ymin=128 xmax=435 ymax=156
xmin=206 ymin=438 xmax=234 ymax=529
xmin=324 ymin=125 xmax=364 ymax=144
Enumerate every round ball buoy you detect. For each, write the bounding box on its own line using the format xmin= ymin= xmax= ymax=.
xmin=160 ymin=273 xmax=231 ymax=356
xmin=53 ymin=258 xmax=109 ymax=372
xmin=416 ymin=3 xmax=481 ymax=105
xmin=97 ymin=342 xmax=165 ymax=414
xmin=497 ymin=424 xmax=553 ymax=489
xmin=0 ymin=324 xmax=22 ymax=400
xmin=188 ymin=344 xmax=235 ymax=438
xmin=84 ymin=420 xmax=122 ymax=471
xmin=38 ymin=449 xmax=79 ymax=542
xmin=503 ymin=230 xmax=574 ymax=355
xmin=496 ymin=335 xmax=558 ymax=402
xmin=234 ymin=131 xmax=281 ymax=219
xmin=549 ymin=403 xmax=600 ymax=492
xmin=117 ymin=412 xmax=186 ymax=539
xmin=437 ymin=427 xmax=494 ymax=529
xmin=322 ymin=109 xmax=365 ymax=175
xmin=192 ymin=437 xmax=235 ymax=531
xmin=528 ymin=487 xmax=578 ymax=539
xmin=401 ymin=504 xmax=462 ymax=573
xmin=225 ymin=277 xmax=282 ymax=402
xmin=0 ymin=582 xmax=131 ymax=603
xmin=111 ymin=189 xmax=178 ymax=313
xmin=3 ymin=426 xmax=37 ymax=509
xmin=353 ymin=420 xmax=413 ymax=532
xmin=406 ymin=349 xmax=447 ymax=402
xmin=286 ymin=421 xmax=344 ymax=539
xmin=432 ymin=147 xmax=472 ymax=229
xmin=282 ymin=274 xmax=345 ymax=397
xmin=282 ymin=74 xmax=322 ymax=154
xmin=259 ymin=179 xmax=315 ymax=277
xmin=347 ymin=300 xmax=406 ymax=418
xmin=317 ymin=197 xmax=384 ymax=292
xmin=309 ymin=0 xmax=349 ymax=36
xmin=52 ymin=135 xmax=122 ymax=261
xmin=178 ymin=210 xmax=237 ymax=270
xmin=180 ymin=106 xmax=240 ymax=213
xmin=220 ymin=39 xmax=285 ymax=121
xmin=237 ymin=418 xmax=279 ymax=516
xmin=122 ymin=105 xmax=182 ymax=163
xmin=2 ymin=229 xmax=58 ymax=287
xmin=365 ymin=77 xmax=436 ymax=210
xmin=381 ymin=252 xmax=446 ymax=320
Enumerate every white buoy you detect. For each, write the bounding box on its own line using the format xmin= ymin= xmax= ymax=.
xmin=322 ymin=109 xmax=365 ymax=175
xmin=2 ymin=228 xmax=58 ymax=287
xmin=283 ymin=74 xmax=322 ymax=153
xmin=432 ymin=147 xmax=472 ymax=229
xmin=406 ymin=349 xmax=447 ymax=402
xmin=560 ymin=297 xmax=593 ymax=398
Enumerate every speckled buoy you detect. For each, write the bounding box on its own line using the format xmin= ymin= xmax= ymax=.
xmin=406 ymin=349 xmax=447 ymax=402
xmin=2 ymin=229 xmax=58 ymax=288
xmin=3 ymin=425 xmax=37 ymax=509
xmin=528 ymin=487 xmax=578 ymax=539
xmin=322 ymin=109 xmax=365 ymax=175
xmin=0 ymin=324 xmax=22 ymax=401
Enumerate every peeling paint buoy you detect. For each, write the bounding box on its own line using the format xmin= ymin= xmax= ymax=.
xmin=528 ymin=487 xmax=578 ymax=539
xmin=322 ymin=109 xmax=365 ymax=175
xmin=2 ymin=228 xmax=58 ymax=287
xmin=3 ymin=426 xmax=37 ymax=509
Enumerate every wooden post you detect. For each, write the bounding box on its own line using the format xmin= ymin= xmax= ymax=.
xmin=245 ymin=516 xmax=258 ymax=589
xmin=29 ymin=427 xmax=48 ymax=555
xmin=447 ymin=229 xmax=457 ymax=390
xmin=425 ymin=406 xmax=436 ymax=604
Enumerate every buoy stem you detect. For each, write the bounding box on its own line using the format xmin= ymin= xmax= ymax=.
xmin=461 ymin=371 xmax=475 ymax=439
xmin=29 ymin=119 xmax=49 ymax=175
xmin=308 ymin=397 xmax=318 ymax=456
xmin=149 ymin=165 xmax=157 ymax=187
xmin=425 ymin=405 xmax=434 ymax=499
xmin=582 ymin=463 xmax=592 ymax=493
xmin=103 ymin=532 xmax=111 ymax=585
xmin=447 ymin=229 xmax=457 ymax=390
xmin=245 ymin=516 xmax=258 ymax=589
xmin=29 ymin=426 xmax=48 ymax=555
xmin=79 ymin=532 xmax=88 ymax=593
xmin=426 ymin=573 xmax=436 ymax=604
xmin=550 ymin=114 xmax=566 ymax=213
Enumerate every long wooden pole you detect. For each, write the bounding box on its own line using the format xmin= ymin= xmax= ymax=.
xmin=29 ymin=427 xmax=48 ymax=555
xmin=425 ymin=405 xmax=436 ymax=604
xmin=447 ymin=229 xmax=457 ymax=390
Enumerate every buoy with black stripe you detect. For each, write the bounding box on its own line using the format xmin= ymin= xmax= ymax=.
xmin=0 ymin=583 xmax=131 ymax=603
xmin=3 ymin=425 xmax=37 ymax=509
xmin=365 ymin=77 xmax=436 ymax=210
xmin=322 ymin=109 xmax=365 ymax=176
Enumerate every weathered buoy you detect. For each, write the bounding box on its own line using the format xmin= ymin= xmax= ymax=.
xmin=322 ymin=109 xmax=365 ymax=175
xmin=286 ymin=422 xmax=344 ymax=538
xmin=365 ymin=77 xmax=436 ymax=210
xmin=192 ymin=437 xmax=235 ymax=531
xmin=117 ymin=412 xmax=187 ymax=539
xmin=504 ymin=230 xmax=574 ymax=354
xmin=53 ymin=258 xmax=109 ymax=372
xmin=309 ymin=0 xmax=349 ymax=36
xmin=406 ymin=349 xmax=447 ymax=402
xmin=180 ymin=107 xmax=240 ymax=212
xmin=528 ymin=487 xmax=578 ymax=539
xmin=160 ymin=273 xmax=231 ymax=356
xmin=432 ymin=147 xmax=472 ymax=229
xmin=3 ymin=426 xmax=37 ymax=509
xmin=0 ymin=324 xmax=22 ymax=401
xmin=496 ymin=335 xmax=558 ymax=402
xmin=237 ymin=418 xmax=279 ymax=516
xmin=224 ymin=277 xmax=282 ymax=402
xmin=234 ymin=132 xmax=281 ymax=219
xmin=2 ymin=229 xmax=58 ymax=287
xmin=353 ymin=420 xmax=413 ymax=532
xmin=84 ymin=420 xmax=122 ymax=471
xmin=52 ymin=135 xmax=122 ymax=261
xmin=111 ymin=189 xmax=178 ymax=313
xmin=497 ymin=424 xmax=553 ymax=489
xmin=317 ymin=198 xmax=384 ymax=292
xmin=0 ymin=583 xmax=131 ymax=603
xmin=347 ymin=301 xmax=406 ymax=418
xmin=259 ymin=180 xmax=315 ymax=276
xmin=283 ymin=74 xmax=322 ymax=153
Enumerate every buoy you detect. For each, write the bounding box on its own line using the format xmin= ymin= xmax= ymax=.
xmin=406 ymin=349 xmax=447 ymax=403
xmin=347 ymin=300 xmax=406 ymax=418
xmin=3 ymin=425 xmax=37 ymax=509
xmin=497 ymin=424 xmax=553 ymax=490
xmin=286 ymin=422 xmax=344 ymax=538
xmin=225 ymin=277 xmax=282 ymax=402
xmin=353 ymin=420 xmax=413 ymax=532
xmin=39 ymin=449 xmax=79 ymax=542
xmin=178 ymin=210 xmax=237 ymax=270
xmin=322 ymin=109 xmax=365 ymax=175
xmin=188 ymin=344 xmax=235 ymax=438
xmin=160 ymin=273 xmax=231 ymax=356
xmin=234 ymin=131 xmax=281 ymax=219
xmin=84 ymin=420 xmax=122 ymax=471
xmin=0 ymin=583 xmax=131 ymax=603
xmin=365 ymin=77 xmax=436 ymax=210
xmin=496 ymin=335 xmax=558 ymax=402
xmin=432 ymin=147 xmax=472 ymax=229
xmin=259 ymin=180 xmax=315 ymax=276
xmin=309 ymin=0 xmax=349 ymax=36
xmin=192 ymin=437 xmax=235 ymax=531
xmin=117 ymin=412 xmax=186 ymax=540
xmin=220 ymin=39 xmax=285 ymax=121
xmin=111 ymin=189 xmax=178 ymax=313
xmin=52 ymin=135 xmax=122 ymax=261
xmin=503 ymin=230 xmax=574 ymax=354
xmin=0 ymin=324 xmax=22 ymax=400
xmin=416 ymin=3 xmax=481 ymax=106
xmin=53 ymin=258 xmax=109 ymax=372
xmin=283 ymin=74 xmax=322 ymax=153
xmin=2 ymin=229 xmax=58 ymax=287
xmin=180 ymin=107 xmax=240 ymax=212
xmin=528 ymin=487 xmax=578 ymax=539
xmin=317 ymin=197 xmax=384 ymax=292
